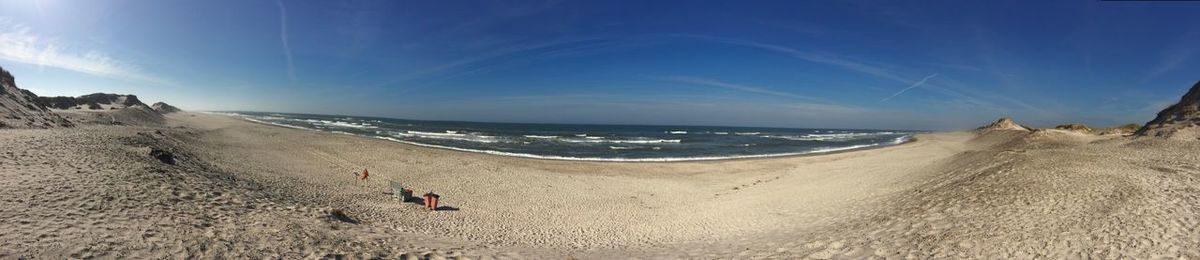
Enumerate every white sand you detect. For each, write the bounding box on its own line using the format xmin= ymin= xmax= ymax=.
xmin=3 ymin=112 xmax=1200 ymax=258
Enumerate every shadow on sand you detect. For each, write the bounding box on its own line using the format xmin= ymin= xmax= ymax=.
xmin=386 ymin=191 xmax=459 ymax=211
xmin=405 ymin=197 xmax=459 ymax=211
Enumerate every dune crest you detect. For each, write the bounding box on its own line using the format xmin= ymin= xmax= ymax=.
xmin=976 ymin=117 xmax=1031 ymax=131
xmin=0 ymin=66 xmax=73 ymax=128
xmin=31 ymin=89 xmax=176 ymax=126
xmin=1137 ymin=80 xmax=1200 ymax=137
xmin=1054 ymin=123 xmax=1092 ymax=133
xmin=151 ymin=102 xmax=182 ymax=113
xmin=36 ymin=93 xmax=148 ymax=110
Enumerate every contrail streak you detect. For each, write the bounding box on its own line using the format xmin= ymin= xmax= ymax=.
xmin=276 ymin=0 xmax=296 ymax=83
xmin=881 ymin=73 xmax=937 ymax=102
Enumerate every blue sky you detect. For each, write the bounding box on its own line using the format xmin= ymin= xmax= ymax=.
xmin=1 ymin=0 xmax=1198 ymax=130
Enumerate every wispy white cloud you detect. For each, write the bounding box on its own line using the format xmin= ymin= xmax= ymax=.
xmin=452 ymin=39 xmax=665 ymax=79
xmin=393 ymin=1 xmax=560 ymax=51
xmin=408 ymin=93 xmax=881 ymax=128
xmin=275 ymin=0 xmax=297 ymax=83
xmin=674 ymin=35 xmax=1053 ymax=117
xmin=674 ymin=34 xmax=912 ymax=84
xmin=881 ymin=73 xmax=937 ymax=102
xmin=0 ymin=18 xmax=170 ymax=85
xmin=925 ymin=74 xmax=1055 ymax=117
xmin=657 ymin=75 xmax=819 ymax=100
xmin=368 ymin=37 xmax=612 ymax=89
xmin=1143 ymin=29 xmax=1199 ymax=83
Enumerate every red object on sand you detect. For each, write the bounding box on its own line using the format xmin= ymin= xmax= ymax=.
xmin=361 ymin=168 xmax=369 ymax=180
xmin=423 ymin=193 xmax=433 ymax=209
xmin=422 ymin=192 xmax=440 ymax=211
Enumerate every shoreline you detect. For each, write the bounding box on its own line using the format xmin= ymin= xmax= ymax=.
xmin=170 ymin=112 xmax=978 ymax=252
xmin=9 ymin=111 xmax=1198 ymax=258
xmin=230 ymin=113 xmax=921 ymax=163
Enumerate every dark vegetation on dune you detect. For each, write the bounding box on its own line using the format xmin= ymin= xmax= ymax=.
xmin=0 ymin=66 xmax=73 ymax=128
xmin=0 ymin=65 xmax=183 ymax=129
xmin=1137 ymin=80 xmax=1200 ymax=137
xmin=34 ymin=93 xmax=147 ymax=110
xmin=151 ymin=102 xmax=182 ymax=114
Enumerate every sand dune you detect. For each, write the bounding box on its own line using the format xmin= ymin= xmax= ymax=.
xmin=1138 ymin=80 xmax=1200 ymax=138
xmin=0 ymin=67 xmax=72 ymax=128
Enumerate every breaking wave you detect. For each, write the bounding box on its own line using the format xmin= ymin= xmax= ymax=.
xmin=221 ymin=111 xmax=916 ymax=162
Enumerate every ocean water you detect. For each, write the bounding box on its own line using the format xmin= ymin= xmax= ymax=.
xmin=218 ymin=112 xmax=917 ymax=162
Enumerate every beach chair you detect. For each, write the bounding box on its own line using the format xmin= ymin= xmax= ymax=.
xmin=389 ymin=180 xmax=413 ymax=202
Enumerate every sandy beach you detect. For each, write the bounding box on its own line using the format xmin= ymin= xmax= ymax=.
xmin=2 ymin=109 xmax=1199 ymax=259
xmin=2 ymin=1 xmax=1198 ymax=258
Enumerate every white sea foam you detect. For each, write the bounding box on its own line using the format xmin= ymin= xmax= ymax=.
xmin=667 ymin=130 xmax=687 ymax=134
xmin=764 ymin=132 xmax=901 ymax=141
xmin=396 ymin=130 xmax=501 ymax=143
xmin=242 ymin=117 xmax=316 ymax=131
xmin=558 ymin=138 xmax=681 ymax=144
xmin=223 ymin=113 xmax=912 ymax=162
xmin=524 ymin=135 xmax=558 ymax=139
xmin=407 ymin=130 xmax=465 ymax=137
xmin=807 ymin=144 xmax=875 ymax=153
xmin=713 ymin=132 xmax=729 ymax=135
xmin=614 ymin=139 xmax=679 ymax=144
xmin=735 ymin=132 xmax=760 ymax=135
xmin=368 ymin=134 xmax=900 ymax=162
xmin=322 ymin=120 xmax=376 ymax=129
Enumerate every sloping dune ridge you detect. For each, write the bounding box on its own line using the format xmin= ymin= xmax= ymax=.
xmin=4 ymin=79 xmax=1200 ymax=258
xmin=0 ymin=67 xmax=72 ymax=128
